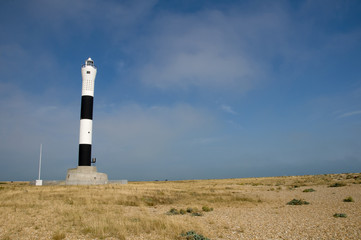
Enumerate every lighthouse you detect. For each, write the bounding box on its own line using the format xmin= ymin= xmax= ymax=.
xmin=79 ymin=58 xmax=96 ymax=166
xmin=65 ymin=58 xmax=108 ymax=185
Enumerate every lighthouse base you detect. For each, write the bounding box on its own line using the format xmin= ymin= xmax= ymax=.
xmin=65 ymin=166 xmax=108 ymax=185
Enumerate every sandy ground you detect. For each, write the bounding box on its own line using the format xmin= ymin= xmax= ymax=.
xmin=0 ymin=175 xmax=360 ymax=239
xmin=142 ymin=184 xmax=361 ymax=240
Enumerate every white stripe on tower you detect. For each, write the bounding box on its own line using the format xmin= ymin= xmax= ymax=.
xmin=78 ymin=58 xmax=97 ymax=166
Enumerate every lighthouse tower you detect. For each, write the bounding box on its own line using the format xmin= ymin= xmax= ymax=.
xmin=79 ymin=58 xmax=96 ymax=166
xmin=65 ymin=58 xmax=108 ymax=185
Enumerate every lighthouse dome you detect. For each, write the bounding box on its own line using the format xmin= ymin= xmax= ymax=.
xmin=86 ymin=58 xmax=94 ymax=66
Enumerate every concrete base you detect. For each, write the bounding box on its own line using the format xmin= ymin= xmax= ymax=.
xmin=35 ymin=180 xmax=43 ymax=186
xmin=65 ymin=166 xmax=108 ymax=185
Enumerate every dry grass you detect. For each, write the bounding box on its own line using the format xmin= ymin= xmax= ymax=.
xmin=0 ymin=173 xmax=360 ymax=239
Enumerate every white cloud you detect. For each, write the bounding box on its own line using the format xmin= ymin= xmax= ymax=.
xmin=138 ymin=9 xmax=269 ymax=91
xmin=338 ymin=110 xmax=361 ymax=119
xmin=221 ymin=104 xmax=238 ymax=115
xmin=94 ymin=103 xmax=219 ymax=164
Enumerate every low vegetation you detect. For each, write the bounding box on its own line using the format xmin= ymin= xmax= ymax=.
xmin=167 ymin=206 xmax=213 ymax=216
xmin=303 ymin=188 xmax=315 ymax=192
xmin=333 ymin=213 xmax=347 ymax=218
xmin=329 ymin=182 xmax=346 ymax=187
xmin=179 ymin=230 xmax=210 ymax=240
xmin=202 ymin=206 xmax=213 ymax=212
xmin=168 ymin=208 xmax=181 ymax=215
xmin=287 ymin=199 xmax=310 ymax=205
xmin=343 ymin=196 xmax=354 ymax=202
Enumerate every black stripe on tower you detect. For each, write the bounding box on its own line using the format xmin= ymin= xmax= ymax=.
xmin=78 ymin=144 xmax=92 ymax=166
xmin=80 ymin=96 xmax=93 ymax=120
xmin=78 ymin=95 xmax=94 ymax=166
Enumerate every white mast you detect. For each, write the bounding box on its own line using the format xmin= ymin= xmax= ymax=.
xmin=38 ymin=144 xmax=42 ymax=180
xmin=36 ymin=144 xmax=43 ymax=186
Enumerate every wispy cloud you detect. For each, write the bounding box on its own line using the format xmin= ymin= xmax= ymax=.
xmin=338 ymin=110 xmax=361 ymax=119
xmin=0 ymin=88 xmax=222 ymax=180
xmin=137 ymin=9 xmax=272 ymax=92
xmin=94 ymin=103 xmax=220 ymax=163
xmin=221 ymin=104 xmax=238 ymax=115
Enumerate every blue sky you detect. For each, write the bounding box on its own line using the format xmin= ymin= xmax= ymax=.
xmin=1 ymin=0 xmax=361 ymax=181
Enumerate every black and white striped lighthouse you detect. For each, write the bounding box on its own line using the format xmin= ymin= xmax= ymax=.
xmin=65 ymin=58 xmax=109 ymax=185
xmin=78 ymin=58 xmax=97 ymax=166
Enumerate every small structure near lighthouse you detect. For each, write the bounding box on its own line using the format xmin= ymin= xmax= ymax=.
xmin=66 ymin=58 xmax=108 ymax=185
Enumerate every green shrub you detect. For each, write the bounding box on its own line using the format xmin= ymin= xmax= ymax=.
xmin=202 ymin=206 xmax=213 ymax=212
xmin=343 ymin=196 xmax=354 ymax=202
xmin=167 ymin=208 xmax=179 ymax=215
xmin=303 ymin=188 xmax=315 ymax=192
xmin=333 ymin=213 xmax=347 ymax=218
xmin=329 ymin=182 xmax=346 ymax=187
xmin=180 ymin=231 xmax=210 ymax=240
xmin=287 ymin=199 xmax=309 ymax=205
xmin=168 ymin=206 xmax=214 ymax=217
xmin=186 ymin=207 xmax=193 ymax=213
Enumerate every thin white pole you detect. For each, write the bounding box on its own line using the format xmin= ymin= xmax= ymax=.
xmin=38 ymin=144 xmax=42 ymax=180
